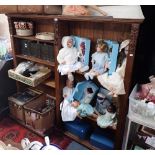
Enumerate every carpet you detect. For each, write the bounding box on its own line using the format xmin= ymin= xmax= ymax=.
xmin=66 ymin=141 xmax=89 ymax=150
xmin=0 ymin=117 xmax=72 ymax=149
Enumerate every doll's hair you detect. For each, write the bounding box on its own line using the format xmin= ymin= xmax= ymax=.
xmin=107 ymin=104 xmax=116 ymax=113
xmin=96 ymin=39 xmax=108 ymax=52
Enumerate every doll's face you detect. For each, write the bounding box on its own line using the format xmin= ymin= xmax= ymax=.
xmin=66 ymin=79 xmax=74 ymax=88
xmin=67 ymin=39 xmax=73 ymax=48
xmin=97 ymin=45 xmax=102 ymax=52
xmin=96 ymin=43 xmax=108 ymax=53
xmin=71 ymin=101 xmax=80 ymax=107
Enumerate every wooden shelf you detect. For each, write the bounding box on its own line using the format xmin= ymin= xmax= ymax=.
xmin=16 ymin=54 xmax=55 ymax=67
xmin=13 ymin=35 xmax=54 ymax=44
xmin=43 ymin=79 xmax=56 ymax=88
xmin=64 ymin=131 xmax=99 ymax=150
xmin=9 ymin=115 xmax=53 ymax=137
xmin=7 ymin=14 xmax=144 ymax=24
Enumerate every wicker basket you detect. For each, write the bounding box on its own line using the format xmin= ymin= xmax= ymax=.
xmin=24 ymin=94 xmax=55 ymax=130
xmin=8 ymin=89 xmax=42 ymax=122
xmin=8 ymin=68 xmax=51 ymax=87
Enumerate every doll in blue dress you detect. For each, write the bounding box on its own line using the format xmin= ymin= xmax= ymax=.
xmin=84 ymin=39 xmax=109 ymax=80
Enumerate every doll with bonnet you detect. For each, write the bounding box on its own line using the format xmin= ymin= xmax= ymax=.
xmin=57 ymin=36 xmax=82 ymax=81
xmin=97 ymin=39 xmax=130 ymax=97
xmin=84 ymin=39 xmax=109 ymax=80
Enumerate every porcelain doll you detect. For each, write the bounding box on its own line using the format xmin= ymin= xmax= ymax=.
xmin=94 ymin=92 xmax=111 ymax=115
xmin=63 ymin=79 xmax=75 ymax=100
xmin=57 ymin=36 xmax=82 ymax=81
xmin=60 ymin=79 xmax=77 ymax=122
xmin=76 ymin=87 xmax=95 ymax=117
xmin=97 ymin=39 xmax=130 ymax=96
xmin=97 ymin=104 xmax=116 ymax=128
xmin=84 ymin=39 xmax=109 ymax=80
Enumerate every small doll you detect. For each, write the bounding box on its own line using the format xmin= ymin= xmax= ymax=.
xmin=76 ymin=87 xmax=95 ymax=117
xmin=57 ymin=36 xmax=82 ymax=81
xmin=94 ymin=92 xmax=111 ymax=115
xmin=84 ymin=39 xmax=109 ymax=80
xmin=97 ymin=104 xmax=116 ymax=128
xmin=63 ymin=79 xmax=75 ymax=100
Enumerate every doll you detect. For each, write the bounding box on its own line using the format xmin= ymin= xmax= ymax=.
xmin=63 ymin=79 xmax=75 ymax=100
xmin=94 ymin=92 xmax=111 ymax=115
xmin=97 ymin=104 xmax=116 ymax=128
xmin=84 ymin=39 xmax=109 ymax=80
xmin=57 ymin=36 xmax=82 ymax=81
xmin=97 ymin=39 xmax=130 ymax=97
xmin=76 ymin=87 xmax=95 ymax=117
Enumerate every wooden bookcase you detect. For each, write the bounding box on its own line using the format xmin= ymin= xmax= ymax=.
xmin=7 ymin=14 xmax=143 ymax=149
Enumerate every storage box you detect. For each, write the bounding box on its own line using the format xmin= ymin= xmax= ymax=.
xmin=20 ymin=40 xmax=31 ymax=56
xmin=40 ymin=43 xmax=54 ymax=62
xmin=90 ymin=128 xmax=114 ymax=150
xmin=30 ymin=42 xmax=41 ymax=58
xmin=8 ymin=68 xmax=51 ymax=87
xmin=17 ymin=5 xmax=44 ymax=14
xmin=24 ymin=94 xmax=55 ymax=130
xmin=44 ymin=5 xmax=62 ymax=15
xmin=129 ymin=84 xmax=155 ymax=124
xmin=8 ymin=89 xmax=42 ymax=122
xmin=0 ymin=5 xmax=18 ymax=13
xmin=64 ymin=118 xmax=92 ymax=139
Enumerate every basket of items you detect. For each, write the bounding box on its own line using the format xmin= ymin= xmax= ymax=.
xmin=14 ymin=21 xmax=33 ymax=36
xmin=8 ymin=61 xmax=51 ymax=87
xmin=24 ymin=94 xmax=55 ymax=131
xmin=129 ymin=78 xmax=155 ymax=125
xmin=8 ymin=88 xmax=42 ymax=122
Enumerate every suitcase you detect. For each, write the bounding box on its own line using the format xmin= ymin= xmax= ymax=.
xmin=64 ymin=118 xmax=92 ymax=139
xmin=44 ymin=5 xmax=62 ymax=15
xmin=17 ymin=5 xmax=43 ymax=14
xmin=90 ymin=128 xmax=115 ymax=150
xmin=0 ymin=5 xmax=17 ymax=13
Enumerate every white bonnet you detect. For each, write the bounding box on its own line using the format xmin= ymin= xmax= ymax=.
xmin=61 ymin=36 xmax=75 ymax=48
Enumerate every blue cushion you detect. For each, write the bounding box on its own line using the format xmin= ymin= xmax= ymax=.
xmin=90 ymin=128 xmax=115 ymax=150
xmin=64 ymin=119 xmax=92 ymax=139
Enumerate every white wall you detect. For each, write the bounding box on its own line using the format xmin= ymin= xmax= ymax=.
xmin=0 ymin=14 xmax=10 ymax=39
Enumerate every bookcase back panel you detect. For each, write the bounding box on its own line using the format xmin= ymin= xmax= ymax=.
xmin=69 ymin=21 xmax=131 ymax=51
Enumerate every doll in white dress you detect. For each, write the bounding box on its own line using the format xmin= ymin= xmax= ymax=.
xmin=84 ymin=39 xmax=109 ymax=80
xmin=57 ymin=36 xmax=82 ymax=81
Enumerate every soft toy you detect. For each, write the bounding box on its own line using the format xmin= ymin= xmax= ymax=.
xmin=57 ymin=36 xmax=82 ymax=81
xmin=84 ymin=39 xmax=109 ymax=80
xmin=21 ymin=138 xmax=43 ymax=150
xmin=21 ymin=136 xmax=61 ymax=150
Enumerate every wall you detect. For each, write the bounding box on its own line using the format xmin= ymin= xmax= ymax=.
xmin=0 ymin=14 xmax=10 ymax=39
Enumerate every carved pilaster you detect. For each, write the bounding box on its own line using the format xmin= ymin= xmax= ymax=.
xmin=129 ymin=24 xmax=140 ymax=55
